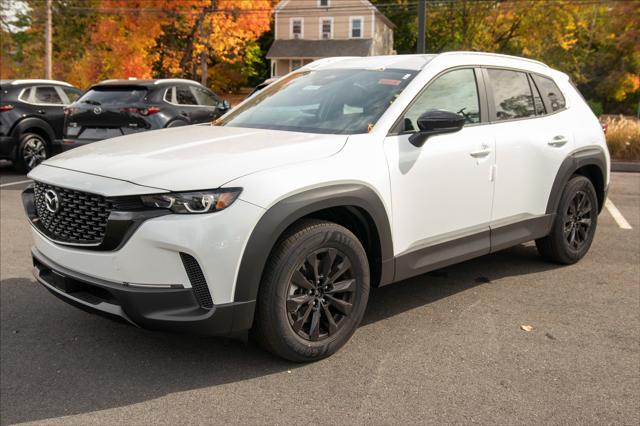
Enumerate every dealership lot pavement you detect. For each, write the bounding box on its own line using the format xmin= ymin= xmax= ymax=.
xmin=1 ymin=166 xmax=638 ymax=425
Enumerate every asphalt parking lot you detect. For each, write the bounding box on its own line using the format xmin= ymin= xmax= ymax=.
xmin=1 ymin=164 xmax=638 ymax=425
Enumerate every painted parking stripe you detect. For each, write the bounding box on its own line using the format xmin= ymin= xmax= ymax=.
xmin=605 ymin=199 xmax=632 ymax=230
xmin=0 ymin=179 xmax=31 ymax=188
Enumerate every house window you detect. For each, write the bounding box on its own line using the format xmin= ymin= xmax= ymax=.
xmin=320 ymin=18 xmax=332 ymax=39
xmin=318 ymin=0 xmax=329 ymax=6
xmin=350 ymin=17 xmax=363 ymax=39
xmin=291 ymin=18 xmax=303 ymax=39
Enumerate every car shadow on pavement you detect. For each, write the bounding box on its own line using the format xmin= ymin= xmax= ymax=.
xmin=0 ymin=243 xmax=560 ymax=424
xmin=362 ymin=243 xmax=558 ymax=327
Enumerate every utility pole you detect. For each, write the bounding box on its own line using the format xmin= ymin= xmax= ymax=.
xmin=45 ymin=0 xmax=52 ymax=79
xmin=199 ymin=17 xmax=207 ymax=86
xmin=417 ymin=0 xmax=426 ymax=54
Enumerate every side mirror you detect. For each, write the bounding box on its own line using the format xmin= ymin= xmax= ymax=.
xmin=219 ymin=100 xmax=230 ymax=110
xmin=408 ymin=110 xmax=465 ymax=147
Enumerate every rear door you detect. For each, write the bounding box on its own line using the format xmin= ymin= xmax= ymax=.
xmin=31 ymin=86 xmax=67 ymax=138
xmin=486 ymin=68 xmax=574 ymax=228
xmin=173 ymin=85 xmax=207 ymax=123
xmin=191 ymin=86 xmax=225 ymax=122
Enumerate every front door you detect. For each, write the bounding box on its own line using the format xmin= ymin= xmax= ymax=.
xmin=383 ymin=68 xmax=495 ymax=281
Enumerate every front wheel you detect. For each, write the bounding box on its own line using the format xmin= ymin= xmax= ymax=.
xmin=15 ymin=133 xmax=49 ymax=173
xmin=536 ymin=175 xmax=598 ymax=264
xmin=253 ymin=219 xmax=370 ymax=362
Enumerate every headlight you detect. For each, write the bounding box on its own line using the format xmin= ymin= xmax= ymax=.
xmin=141 ymin=188 xmax=241 ymax=214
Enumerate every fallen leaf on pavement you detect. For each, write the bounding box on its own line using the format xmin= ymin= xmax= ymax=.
xmin=520 ymin=325 xmax=534 ymax=332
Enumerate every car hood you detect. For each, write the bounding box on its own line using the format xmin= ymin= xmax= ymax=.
xmin=42 ymin=125 xmax=348 ymax=191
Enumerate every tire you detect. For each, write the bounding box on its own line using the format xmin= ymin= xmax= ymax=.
xmin=15 ymin=133 xmax=49 ymax=173
xmin=536 ymin=175 xmax=598 ymax=264
xmin=252 ymin=219 xmax=370 ymax=362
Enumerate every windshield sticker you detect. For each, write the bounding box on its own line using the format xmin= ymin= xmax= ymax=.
xmin=402 ymin=74 xmax=412 ymax=80
xmin=378 ymin=79 xmax=401 ymax=86
xmin=303 ymin=85 xmax=322 ymax=91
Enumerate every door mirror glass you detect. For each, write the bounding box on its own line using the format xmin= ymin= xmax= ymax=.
xmin=409 ymin=110 xmax=465 ymax=147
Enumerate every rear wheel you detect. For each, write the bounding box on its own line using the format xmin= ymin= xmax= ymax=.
xmin=253 ymin=219 xmax=370 ymax=362
xmin=536 ymin=175 xmax=598 ymax=264
xmin=15 ymin=133 xmax=49 ymax=173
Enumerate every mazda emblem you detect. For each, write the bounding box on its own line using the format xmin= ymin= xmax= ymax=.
xmin=93 ymin=106 xmax=102 ymax=115
xmin=44 ymin=189 xmax=60 ymax=213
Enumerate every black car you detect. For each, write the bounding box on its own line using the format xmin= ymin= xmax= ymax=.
xmin=0 ymin=79 xmax=82 ymax=172
xmin=63 ymin=78 xmax=230 ymax=150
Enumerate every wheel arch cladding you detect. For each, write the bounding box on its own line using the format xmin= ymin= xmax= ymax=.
xmin=546 ymin=147 xmax=607 ymax=216
xmin=13 ymin=117 xmax=55 ymax=144
xmin=234 ymin=184 xmax=394 ymax=305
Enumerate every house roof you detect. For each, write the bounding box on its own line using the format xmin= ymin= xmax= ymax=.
xmin=267 ymin=39 xmax=373 ymax=59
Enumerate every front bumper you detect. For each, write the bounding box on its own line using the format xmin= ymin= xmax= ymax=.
xmin=32 ymin=248 xmax=255 ymax=335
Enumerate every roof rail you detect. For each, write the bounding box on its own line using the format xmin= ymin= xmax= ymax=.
xmin=10 ymin=79 xmax=73 ymax=87
xmin=153 ymin=78 xmax=202 ymax=85
xmin=436 ymin=51 xmax=549 ymax=67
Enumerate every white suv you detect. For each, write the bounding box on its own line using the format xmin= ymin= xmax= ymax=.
xmin=23 ymin=53 xmax=609 ymax=361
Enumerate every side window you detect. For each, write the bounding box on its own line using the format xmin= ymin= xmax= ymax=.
xmin=176 ymin=86 xmax=198 ymax=105
xmin=34 ymin=86 xmax=64 ymax=105
xmin=531 ymin=74 xmax=566 ymax=112
xmin=487 ymin=69 xmax=535 ymax=120
xmin=62 ymin=87 xmax=81 ymax=103
xmin=404 ymin=68 xmax=480 ymax=132
xmin=164 ymin=87 xmax=176 ymax=103
xmin=529 ymin=75 xmax=546 ymax=115
xmin=192 ymin=87 xmax=219 ymax=107
xmin=18 ymin=87 xmax=31 ymax=102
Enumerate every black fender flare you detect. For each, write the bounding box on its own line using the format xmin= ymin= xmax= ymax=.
xmin=545 ymin=147 xmax=608 ymax=215
xmin=11 ymin=117 xmax=56 ymax=144
xmin=233 ymin=184 xmax=394 ymax=306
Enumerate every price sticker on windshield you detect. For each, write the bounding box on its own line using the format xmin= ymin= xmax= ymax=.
xmin=378 ymin=79 xmax=402 ymax=86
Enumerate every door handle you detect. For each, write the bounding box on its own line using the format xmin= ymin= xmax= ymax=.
xmin=548 ymin=135 xmax=568 ymax=147
xmin=470 ymin=144 xmax=492 ymax=158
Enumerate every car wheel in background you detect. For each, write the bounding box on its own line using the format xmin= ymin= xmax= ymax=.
xmin=253 ymin=219 xmax=370 ymax=362
xmin=536 ymin=175 xmax=598 ymax=264
xmin=15 ymin=133 xmax=49 ymax=173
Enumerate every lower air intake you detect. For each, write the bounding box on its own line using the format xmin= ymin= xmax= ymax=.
xmin=179 ymin=253 xmax=214 ymax=309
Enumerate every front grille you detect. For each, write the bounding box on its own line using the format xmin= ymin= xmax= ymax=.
xmin=33 ymin=182 xmax=112 ymax=245
xmin=180 ymin=253 xmax=214 ymax=309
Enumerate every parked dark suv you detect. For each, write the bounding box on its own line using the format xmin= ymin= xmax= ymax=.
xmin=62 ymin=78 xmax=230 ymax=150
xmin=0 ymin=79 xmax=82 ymax=172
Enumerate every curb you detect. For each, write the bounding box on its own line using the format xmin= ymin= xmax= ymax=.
xmin=611 ymin=161 xmax=640 ymax=173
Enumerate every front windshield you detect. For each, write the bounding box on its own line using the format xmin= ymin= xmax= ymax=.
xmin=217 ymin=69 xmax=417 ymax=134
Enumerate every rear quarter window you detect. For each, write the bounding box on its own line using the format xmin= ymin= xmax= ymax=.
xmin=531 ymin=74 xmax=566 ymax=112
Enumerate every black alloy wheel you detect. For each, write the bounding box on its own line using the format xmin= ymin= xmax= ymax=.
xmin=536 ymin=175 xmax=598 ymax=264
xmin=564 ymin=190 xmax=593 ymax=250
xmin=286 ymin=248 xmax=356 ymax=342
xmin=253 ymin=219 xmax=370 ymax=362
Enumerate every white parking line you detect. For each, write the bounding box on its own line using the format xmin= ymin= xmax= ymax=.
xmin=605 ymin=198 xmax=632 ymax=230
xmin=0 ymin=179 xmax=31 ymax=188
